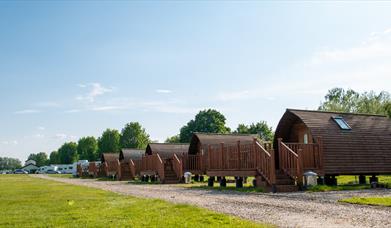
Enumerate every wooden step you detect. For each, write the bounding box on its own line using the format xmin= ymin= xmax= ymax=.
xmin=275 ymin=178 xmax=295 ymax=185
xmin=274 ymin=184 xmax=299 ymax=192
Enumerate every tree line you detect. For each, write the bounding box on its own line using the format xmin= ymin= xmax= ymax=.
xmin=318 ymin=88 xmax=391 ymax=117
xmin=0 ymin=157 xmax=22 ymax=170
xmin=24 ymin=87 xmax=390 ymax=166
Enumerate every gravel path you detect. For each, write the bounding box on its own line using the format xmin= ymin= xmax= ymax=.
xmin=34 ymin=175 xmax=391 ymax=228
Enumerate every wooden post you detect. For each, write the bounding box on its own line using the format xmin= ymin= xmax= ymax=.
xmin=208 ymin=145 xmax=212 ymax=170
xmin=253 ymin=138 xmax=257 ymax=168
xmin=278 ymin=138 xmax=282 ymax=170
xmin=221 ymin=143 xmax=225 ymax=169
xmin=317 ymin=136 xmax=324 ymax=175
xmin=270 ymin=149 xmax=276 ymax=185
xmin=128 ymin=161 xmax=133 ymax=179
xmin=117 ymin=159 xmax=121 ymax=181
xmin=237 ymin=141 xmax=241 ymax=170
xmin=297 ymin=149 xmax=304 ymax=187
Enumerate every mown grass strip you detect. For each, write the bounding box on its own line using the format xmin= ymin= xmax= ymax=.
xmin=339 ymin=196 xmax=391 ymax=207
xmin=0 ymin=175 xmax=271 ymax=228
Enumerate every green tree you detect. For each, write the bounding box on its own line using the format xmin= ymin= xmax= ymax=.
xmin=120 ymin=122 xmax=150 ymax=149
xmin=0 ymin=157 xmax=21 ymax=170
xmin=58 ymin=142 xmax=78 ymax=164
xmin=98 ymin=129 xmax=121 ymax=155
xmin=77 ymin=136 xmax=98 ymax=161
xmin=49 ymin=151 xmax=60 ymax=164
xmin=179 ymin=109 xmax=231 ymax=143
xmin=319 ymin=88 xmax=391 ymax=117
xmin=27 ymin=152 xmax=49 ymax=167
xmin=165 ymin=135 xmax=180 ymax=143
xmin=235 ymin=121 xmax=274 ymax=141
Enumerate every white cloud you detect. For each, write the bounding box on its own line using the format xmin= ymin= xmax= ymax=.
xmin=215 ymin=27 xmax=391 ymax=103
xmin=37 ymin=126 xmax=45 ymax=131
xmin=310 ymin=27 xmax=391 ymax=65
xmin=1 ymin=140 xmax=18 ymax=145
xmin=54 ymin=133 xmax=67 ymax=140
xmin=76 ymin=83 xmax=113 ymax=102
xmin=155 ymin=89 xmax=173 ymax=94
xmin=14 ymin=109 xmax=41 ymax=114
xmin=53 ymin=133 xmax=77 ymax=141
xmin=91 ymin=106 xmax=124 ymax=111
xmin=33 ymin=134 xmax=45 ymax=139
xmin=33 ymin=102 xmax=61 ymax=108
xmin=65 ymin=109 xmax=81 ymax=113
xmin=139 ymin=101 xmax=200 ymax=114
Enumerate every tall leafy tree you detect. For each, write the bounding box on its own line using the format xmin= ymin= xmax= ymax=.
xmin=27 ymin=152 xmax=49 ymax=167
xmin=235 ymin=121 xmax=274 ymax=141
xmin=179 ymin=109 xmax=231 ymax=143
xmin=120 ymin=122 xmax=150 ymax=149
xmin=58 ymin=142 xmax=78 ymax=164
xmin=77 ymin=136 xmax=98 ymax=161
xmin=0 ymin=157 xmax=21 ymax=170
xmin=319 ymin=88 xmax=391 ymax=117
xmin=165 ymin=135 xmax=180 ymax=143
xmin=49 ymin=151 xmax=60 ymax=164
xmin=98 ymin=129 xmax=121 ymax=155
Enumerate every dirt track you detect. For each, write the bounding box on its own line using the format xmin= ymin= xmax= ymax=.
xmin=34 ymin=175 xmax=391 ymax=228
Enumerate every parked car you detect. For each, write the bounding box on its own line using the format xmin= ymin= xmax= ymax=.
xmin=46 ymin=170 xmax=61 ymax=174
xmin=14 ymin=169 xmax=28 ymax=174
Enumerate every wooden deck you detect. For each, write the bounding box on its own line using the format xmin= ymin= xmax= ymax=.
xmin=278 ymin=137 xmax=323 ymax=185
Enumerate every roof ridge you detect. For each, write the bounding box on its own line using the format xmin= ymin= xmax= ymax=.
xmin=287 ymin=108 xmax=388 ymax=117
xmin=194 ymin=132 xmax=258 ymax=136
xmin=148 ymin=143 xmax=189 ymax=145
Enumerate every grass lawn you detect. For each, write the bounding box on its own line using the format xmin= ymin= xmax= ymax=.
xmin=47 ymin=174 xmax=73 ymax=178
xmin=0 ymin=175 xmax=270 ymax=228
xmin=307 ymin=184 xmax=370 ymax=192
xmin=172 ymin=176 xmax=263 ymax=193
xmin=307 ymin=175 xmax=391 ymax=192
xmin=339 ymin=197 xmax=391 ymax=207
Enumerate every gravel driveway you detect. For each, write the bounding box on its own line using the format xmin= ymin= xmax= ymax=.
xmin=34 ymin=175 xmax=391 ymax=228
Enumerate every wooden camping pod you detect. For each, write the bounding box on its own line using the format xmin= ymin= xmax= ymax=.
xmin=100 ymin=153 xmax=120 ymax=178
xmin=118 ymin=148 xmax=144 ymax=180
xmin=141 ymin=143 xmax=189 ymax=183
xmin=274 ymin=109 xmax=391 ymax=176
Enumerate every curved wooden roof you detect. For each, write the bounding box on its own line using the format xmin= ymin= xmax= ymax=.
xmin=145 ymin=143 xmax=189 ymax=159
xmin=100 ymin=153 xmax=119 ymax=163
xmin=119 ymin=149 xmax=144 ymax=161
xmin=274 ymin=109 xmax=391 ymax=174
xmin=189 ymin=133 xmax=257 ymax=155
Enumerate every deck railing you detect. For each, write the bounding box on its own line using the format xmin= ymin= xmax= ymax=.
xmin=141 ymin=154 xmax=156 ymax=172
xmin=278 ymin=139 xmax=303 ymax=185
xmin=156 ymin=153 xmax=165 ymax=181
xmin=141 ymin=153 xmax=165 ymax=181
xmin=77 ymin=164 xmax=82 ymax=177
xmin=278 ymin=137 xmax=323 ymax=186
xmin=254 ymin=140 xmax=276 ymax=185
xmin=88 ymin=162 xmax=99 ymax=177
xmin=204 ymin=139 xmax=276 ymax=185
xmin=284 ymin=142 xmax=322 ymax=172
xmin=172 ymin=154 xmax=183 ymax=179
xmin=129 ymin=159 xmax=136 ymax=179
xmin=183 ymin=154 xmax=203 ymax=173
xmin=105 ymin=160 xmax=119 ymax=177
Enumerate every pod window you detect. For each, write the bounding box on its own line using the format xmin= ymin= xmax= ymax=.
xmin=333 ymin=116 xmax=351 ymax=130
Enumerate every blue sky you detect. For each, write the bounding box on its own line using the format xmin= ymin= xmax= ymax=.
xmin=1 ymin=1 xmax=391 ymax=162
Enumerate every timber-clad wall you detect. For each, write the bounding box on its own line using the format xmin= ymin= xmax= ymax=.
xmin=274 ymin=109 xmax=391 ymax=175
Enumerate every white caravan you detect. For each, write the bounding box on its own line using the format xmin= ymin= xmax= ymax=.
xmin=72 ymin=160 xmax=89 ymax=176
